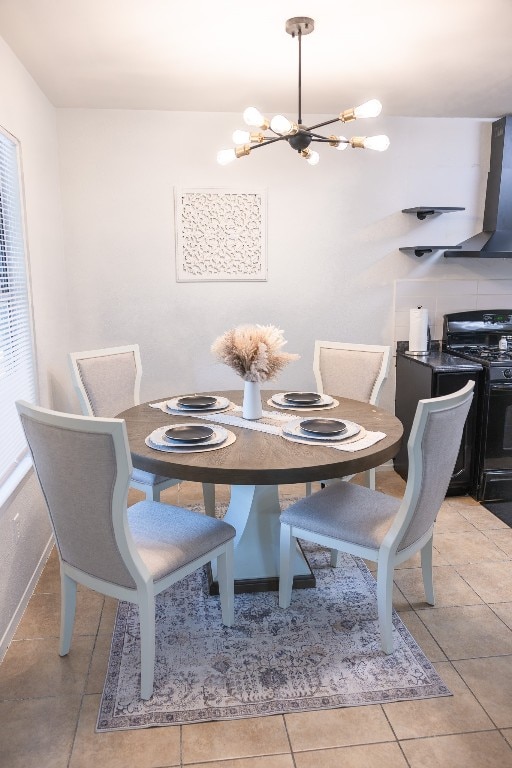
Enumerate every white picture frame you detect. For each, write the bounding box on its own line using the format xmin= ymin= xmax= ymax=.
xmin=174 ymin=188 xmax=267 ymax=282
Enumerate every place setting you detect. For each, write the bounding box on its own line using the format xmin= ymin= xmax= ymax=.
xmin=268 ymin=390 xmax=339 ymax=411
xmin=145 ymin=422 xmax=236 ymax=453
xmin=158 ymin=393 xmax=233 ymax=414
xmin=281 ymin=415 xmax=386 ymax=452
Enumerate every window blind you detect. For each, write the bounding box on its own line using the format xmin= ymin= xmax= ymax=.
xmin=0 ymin=128 xmax=36 ymax=487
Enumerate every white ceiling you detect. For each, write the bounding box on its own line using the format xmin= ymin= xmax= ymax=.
xmin=1 ymin=0 xmax=512 ymax=118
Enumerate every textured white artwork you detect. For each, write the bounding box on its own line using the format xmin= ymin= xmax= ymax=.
xmin=175 ymin=188 xmax=267 ymax=282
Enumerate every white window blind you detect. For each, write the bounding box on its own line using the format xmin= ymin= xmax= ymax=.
xmin=0 ymin=128 xmax=36 ymax=487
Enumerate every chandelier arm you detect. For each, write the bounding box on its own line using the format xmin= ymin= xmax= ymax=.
xmin=308 ymin=132 xmax=336 ymax=141
xmin=305 ymin=117 xmax=341 ymax=131
xmin=250 ymin=136 xmax=287 ymax=150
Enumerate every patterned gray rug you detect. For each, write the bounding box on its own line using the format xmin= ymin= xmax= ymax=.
xmin=97 ymin=542 xmax=450 ymax=731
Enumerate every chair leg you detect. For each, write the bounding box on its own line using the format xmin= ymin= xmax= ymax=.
xmin=144 ymin=484 xmax=160 ymax=502
xmin=59 ymin=571 xmax=77 ymax=656
xmin=330 ymin=549 xmax=340 ymax=567
xmin=279 ymin=524 xmax=294 ymax=608
xmin=202 ymin=483 xmax=216 ymax=517
xmin=138 ymin=592 xmax=156 ymax=700
xmin=421 ymin=535 xmax=435 ymax=605
xmin=305 ymin=482 xmax=312 ymax=496
xmin=376 ymin=557 xmax=394 ymax=654
xmin=217 ymin=541 xmax=234 ymax=626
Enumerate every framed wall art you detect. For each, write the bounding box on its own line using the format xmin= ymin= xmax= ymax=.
xmin=174 ymin=188 xmax=267 ymax=282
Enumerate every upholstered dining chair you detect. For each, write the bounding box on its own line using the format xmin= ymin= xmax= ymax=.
xmin=68 ymin=344 xmax=215 ymax=515
xmin=311 ymin=340 xmax=391 ymax=492
xmin=16 ymin=400 xmax=235 ymax=700
xmin=279 ymin=381 xmax=474 ymax=654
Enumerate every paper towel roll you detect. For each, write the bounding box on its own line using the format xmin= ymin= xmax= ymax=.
xmin=409 ymin=307 xmax=429 ymax=353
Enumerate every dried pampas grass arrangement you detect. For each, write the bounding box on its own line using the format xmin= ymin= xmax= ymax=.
xmin=211 ymin=325 xmax=299 ymax=382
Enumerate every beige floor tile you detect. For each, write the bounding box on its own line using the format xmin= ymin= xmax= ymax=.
xmin=284 ymin=705 xmax=393 ymax=751
xmin=0 ymin=635 xmax=94 ymax=698
xmin=375 ymin=469 xmax=406 ymax=498
xmin=394 ymin=548 xmax=449 ymax=570
xmin=433 ymin=530 xmax=509 ymax=564
xmin=400 ymin=730 xmax=512 ymax=768
xmin=383 ymin=661 xmax=494 ymax=738
xmin=294 ymin=741 xmax=408 ymax=768
xmin=98 ymin=597 xmax=119 ymax=635
xmin=16 ymin=590 xmax=104 ymax=639
xmin=503 ymin=729 xmax=512 ymax=748
xmin=398 ymin=611 xmax=446 ymax=662
xmin=69 ymin=694 xmax=181 ymax=768
xmin=490 ymin=602 xmax=512 ymax=629
xmin=189 ymin=757 xmax=294 ymax=768
xmin=35 ymin=546 xmax=60 ymax=593
xmin=418 ymin=604 xmax=512 ymax=659
xmin=434 ymin=506 xmax=477 ymax=534
xmin=85 ymin=633 xmax=113 ymax=694
xmin=0 ymin=694 xmax=81 ymax=768
xmin=456 ymin=561 xmax=512 ymax=603
xmin=182 ymin=716 xmax=290 ymax=763
xmin=393 ymin=566 xmax=482 ymax=608
xmin=457 ymin=504 xmax=510 ymax=530
xmin=454 ymin=656 xmax=512 ymax=728
xmin=485 ymin=528 xmax=512 ymax=557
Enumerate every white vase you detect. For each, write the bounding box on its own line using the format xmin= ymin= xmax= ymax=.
xmin=242 ymin=380 xmax=262 ymax=420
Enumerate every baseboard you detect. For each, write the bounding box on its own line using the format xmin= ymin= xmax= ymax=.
xmin=0 ymin=535 xmax=54 ymax=663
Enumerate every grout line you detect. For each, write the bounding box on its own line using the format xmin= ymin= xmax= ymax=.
xmin=380 ymin=704 xmax=413 ymax=768
xmin=282 ymin=713 xmax=298 ymax=768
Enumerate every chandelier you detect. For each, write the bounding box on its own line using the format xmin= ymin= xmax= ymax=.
xmin=217 ymin=17 xmax=389 ymax=166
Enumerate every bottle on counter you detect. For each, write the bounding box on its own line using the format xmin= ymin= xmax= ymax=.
xmin=499 ymin=336 xmax=508 ymax=352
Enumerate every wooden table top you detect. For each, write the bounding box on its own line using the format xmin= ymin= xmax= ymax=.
xmin=118 ymin=390 xmax=403 ymax=486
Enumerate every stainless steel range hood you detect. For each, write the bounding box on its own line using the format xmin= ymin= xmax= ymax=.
xmin=445 ymin=116 xmax=512 ymax=258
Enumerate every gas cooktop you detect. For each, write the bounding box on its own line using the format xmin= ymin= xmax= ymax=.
xmin=446 ymin=346 xmax=512 ymax=365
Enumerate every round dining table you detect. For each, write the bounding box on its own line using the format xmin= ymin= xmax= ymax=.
xmin=118 ymin=390 xmax=403 ymax=594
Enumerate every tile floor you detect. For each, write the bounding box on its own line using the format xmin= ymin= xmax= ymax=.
xmin=1 ymin=470 xmax=512 ymax=767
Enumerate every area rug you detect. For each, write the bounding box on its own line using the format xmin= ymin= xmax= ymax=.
xmin=97 ymin=541 xmax=450 ymax=731
xmin=481 ymin=500 xmax=512 ymax=527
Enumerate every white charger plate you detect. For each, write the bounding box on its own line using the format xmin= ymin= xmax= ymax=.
xmin=282 ymin=418 xmax=361 ymax=442
xmin=147 ymin=424 xmax=229 ymax=451
xmin=166 ymin=395 xmax=231 ymax=413
xmin=269 ymin=393 xmax=338 ymax=411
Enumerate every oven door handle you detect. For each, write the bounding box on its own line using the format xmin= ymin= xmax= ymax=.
xmin=490 ymin=383 xmax=512 ymax=392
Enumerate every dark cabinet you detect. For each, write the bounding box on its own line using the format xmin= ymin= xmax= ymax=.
xmin=394 ymin=352 xmax=481 ymax=495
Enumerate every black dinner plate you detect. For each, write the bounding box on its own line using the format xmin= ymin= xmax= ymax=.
xmin=164 ymin=425 xmax=214 ymax=443
xmin=283 ymin=391 xmax=322 ymax=405
xmin=176 ymin=395 xmax=217 ymax=409
xmin=299 ymin=418 xmax=347 ymax=436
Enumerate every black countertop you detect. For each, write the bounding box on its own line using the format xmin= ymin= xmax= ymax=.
xmin=396 ymin=341 xmax=483 ymax=373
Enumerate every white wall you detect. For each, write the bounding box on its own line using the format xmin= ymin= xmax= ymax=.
xmin=57 ymin=109 xmax=511 ymax=413
xmin=0 ymin=36 xmax=68 ymax=654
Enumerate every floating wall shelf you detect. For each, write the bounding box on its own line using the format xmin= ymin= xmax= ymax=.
xmin=399 ymin=246 xmax=463 ymax=258
xmin=402 ymin=206 xmax=465 ymax=220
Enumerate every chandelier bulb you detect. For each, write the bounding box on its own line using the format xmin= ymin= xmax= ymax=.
xmin=350 ymin=135 xmax=390 ymax=152
xmin=270 ymin=115 xmax=293 ymax=135
xmin=232 ymin=129 xmax=250 ymax=144
xmin=354 ymin=99 xmax=383 ymax=119
xmin=243 ymin=107 xmax=269 ymax=130
xmin=217 ymin=148 xmax=237 ymax=165
xmin=329 ymin=135 xmax=349 ymax=151
xmin=301 ymin=148 xmax=320 ymax=165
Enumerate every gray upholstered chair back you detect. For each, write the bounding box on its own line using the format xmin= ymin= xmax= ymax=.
xmin=397 ymin=387 xmax=473 ymax=552
xmin=315 ymin=343 xmax=390 ymax=404
xmin=70 ymin=346 xmax=141 ymax=417
xmin=18 ymin=407 xmax=137 ymax=589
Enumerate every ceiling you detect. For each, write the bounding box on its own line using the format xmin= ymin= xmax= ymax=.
xmin=1 ymin=0 xmax=512 ymax=118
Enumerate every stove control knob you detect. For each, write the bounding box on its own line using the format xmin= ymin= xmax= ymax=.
xmin=504 ymin=369 xmax=512 ymax=379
